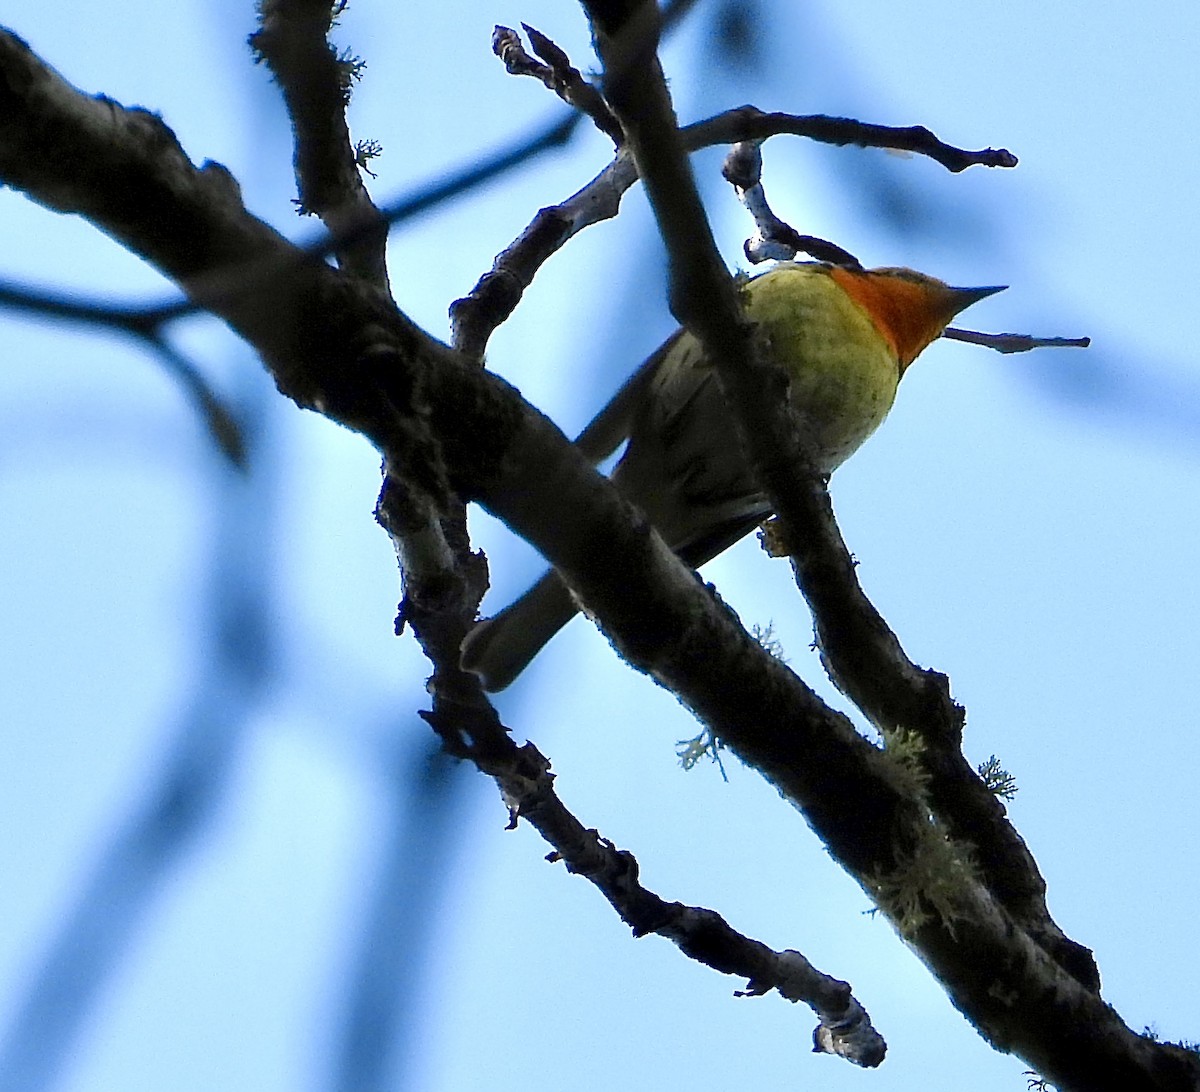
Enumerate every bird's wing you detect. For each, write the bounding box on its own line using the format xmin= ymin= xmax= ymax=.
xmin=570 ymin=329 xmax=685 ymax=464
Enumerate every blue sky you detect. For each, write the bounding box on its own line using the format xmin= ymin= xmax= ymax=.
xmin=2 ymin=2 xmax=1198 ymax=1090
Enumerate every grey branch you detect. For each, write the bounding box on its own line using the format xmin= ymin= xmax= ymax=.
xmin=493 ymin=23 xmax=624 ymax=145
xmin=944 ymin=327 xmax=1092 ymax=353
xmin=722 ymin=139 xmax=861 ymax=266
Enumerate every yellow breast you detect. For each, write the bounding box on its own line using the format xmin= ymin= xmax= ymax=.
xmin=740 ymin=263 xmax=902 ymax=472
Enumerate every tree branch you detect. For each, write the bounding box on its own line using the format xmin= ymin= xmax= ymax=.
xmin=249 ymin=0 xmax=390 ymax=292
xmin=685 ymin=104 xmax=1018 ymax=172
xmin=944 ymin=327 xmax=1091 ymax=353
xmin=449 ymin=100 xmax=1018 ymax=359
xmin=723 ymin=138 xmax=862 ymax=265
xmin=493 ymin=23 xmax=624 ymax=145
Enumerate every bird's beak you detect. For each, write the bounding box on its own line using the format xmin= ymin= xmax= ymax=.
xmin=946 ymin=284 xmax=1006 ymax=316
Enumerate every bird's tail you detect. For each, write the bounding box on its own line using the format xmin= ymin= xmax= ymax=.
xmin=460 ymin=570 xmax=580 ymax=692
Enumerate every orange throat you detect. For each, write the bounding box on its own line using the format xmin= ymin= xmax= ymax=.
xmin=828 ymin=266 xmax=949 ymax=371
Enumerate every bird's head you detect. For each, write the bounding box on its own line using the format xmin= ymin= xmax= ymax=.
xmin=829 ymin=265 xmax=1005 ymax=371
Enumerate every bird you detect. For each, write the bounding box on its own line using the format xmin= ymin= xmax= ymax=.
xmin=461 ymin=260 xmax=1004 ymax=691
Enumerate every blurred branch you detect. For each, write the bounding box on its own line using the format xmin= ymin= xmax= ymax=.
xmin=0 ymin=97 xmax=586 ymax=446
xmin=377 ymin=110 xmax=583 ymax=231
xmin=0 ymin=279 xmax=245 ymax=466
xmin=332 ymin=735 xmax=475 ymax=1092
xmin=0 ymin=383 xmax=273 ymax=1091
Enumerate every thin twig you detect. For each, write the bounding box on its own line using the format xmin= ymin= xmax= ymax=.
xmin=944 ymin=328 xmax=1091 ymax=353
xmin=718 ymin=143 xmax=1091 ymax=355
xmin=493 ymin=24 xmax=624 ymax=145
xmin=723 ymin=140 xmax=861 ymax=266
xmin=449 ymin=152 xmax=638 ymax=359
xmin=685 ymin=106 xmax=1017 ymax=173
xmin=450 ymin=100 xmax=1022 ymax=356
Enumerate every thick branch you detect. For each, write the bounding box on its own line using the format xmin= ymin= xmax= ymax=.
xmin=0 ymin=24 xmax=888 ymax=1059
xmin=0 ymin=11 xmax=939 ymax=958
xmin=765 ymin=484 xmax=1102 ymax=994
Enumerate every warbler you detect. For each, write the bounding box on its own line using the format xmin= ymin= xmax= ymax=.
xmin=461 ymin=260 xmax=1003 ymax=691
